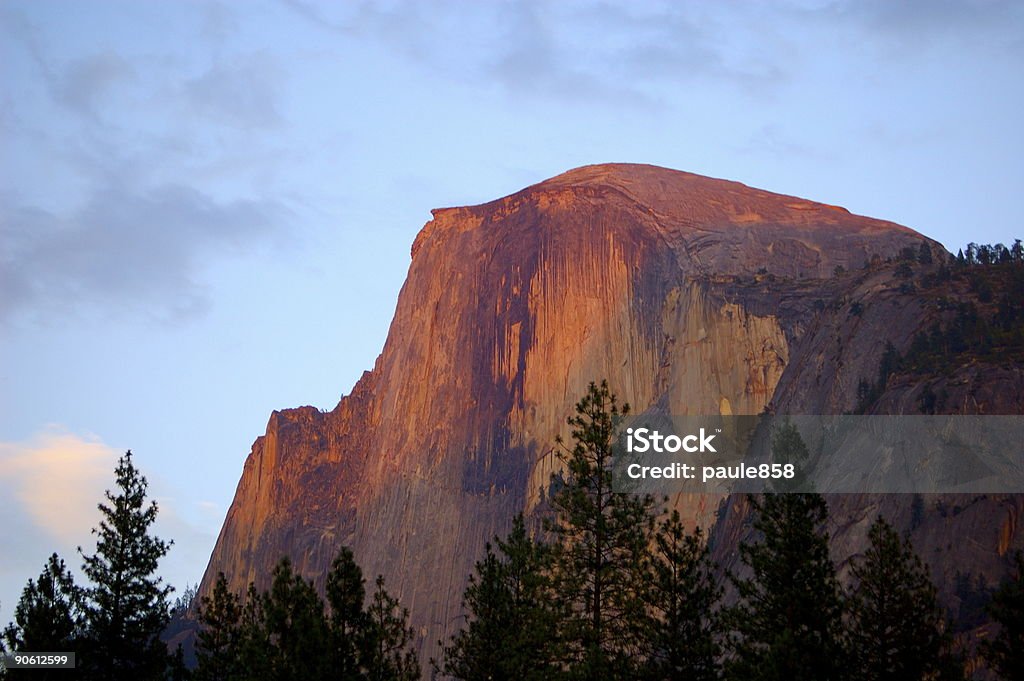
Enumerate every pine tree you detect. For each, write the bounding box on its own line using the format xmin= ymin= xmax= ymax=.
xmin=195 ymin=573 xmax=242 ymax=681
xmin=170 ymin=583 xmax=197 ymax=619
xmin=983 ymin=551 xmax=1024 ymax=680
xmin=325 ymin=548 xmax=366 ymax=681
xmin=724 ymin=493 xmax=844 ymax=681
xmin=193 ymin=550 xmax=421 ymax=681
xmin=0 ymin=629 xmax=7 ymax=681
xmin=261 ymin=558 xmax=331 ymax=681
xmin=167 ymin=644 xmax=191 ymax=681
xmin=643 ymin=510 xmax=721 ymax=681
xmin=437 ymin=514 xmax=561 ymax=681
xmin=363 ymin=576 xmax=420 ymax=681
xmin=2 ymin=553 xmax=83 ymax=679
xmin=236 ymin=583 xmax=271 ymax=681
xmin=79 ymin=450 xmax=173 ymax=681
xmin=846 ymin=516 xmax=962 ymax=680
xmin=548 ymin=380 xmax=655 ymax=679
xmin=769 ymin=420 xmax=811 ymax=492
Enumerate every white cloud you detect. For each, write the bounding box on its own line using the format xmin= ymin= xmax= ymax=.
xmin=0 ymin=427 xmax=117 ymax=621
xmin=0 ymin=427 xmax=117 ymax=546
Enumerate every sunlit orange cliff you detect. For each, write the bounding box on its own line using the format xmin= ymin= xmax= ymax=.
xmin=193 ymin=164 xmax=1024 ymax=657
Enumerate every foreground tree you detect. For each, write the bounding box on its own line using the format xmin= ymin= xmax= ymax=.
xmin=548 ymin=380 xmax=655 ymax=679
xmin=2 ymin=553 xmax=83 ymax=679
xmin=643 ymin=511 xmax=721 ymax=681
xmin=437 ymin=514 xmax=561 ymax=680
xmin=194 ymin=549 xmax=420 ymax=681
xmin=79 ymin=450 xmax=173 ymax=681
xmin=983 ymin=551 xmax=1024 ymax=680
xmin=325 ymin=547 xmax=367 ymax=680
xmin=236 ymin=583 xmax=271 ymax=680
xmin=724 ymin=493 xmax=844 ymax=681
xmin=846 ymin=517 xmax=963 ymax=681
xmin=261 ymin=558 xmax=332 ymax=681
xmin=363 ymin=575 xmax=420 ymax=681
xmin=195 ymin=573 xmax=243 ymax=681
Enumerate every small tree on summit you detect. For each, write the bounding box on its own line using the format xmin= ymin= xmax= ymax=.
xmin=79 ymin=450 xmax=173 ymax=681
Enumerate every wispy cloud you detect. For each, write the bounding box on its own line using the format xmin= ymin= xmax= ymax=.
xmin=828 ymin=0 xmax=1024 ymax=36
xmin=200 ymin=1 xmax=239 ymax=52
xmin=0 ymin=183 xmax=290 ymax=324
xmin=277 ymin=0 xmax=1024 ymax=107
xmin=278 ymin=0 xmax=791 ymax=104
xmin=739 ymin=123 xmax=835 ymax=161
xmin=184 ymin=53 xmax=285 ymax=130
xmin=789 ymin=0 xmax=1024 ymax=59
xmin=0 ymin=5 xmax=297 ymax=327
xmin=55 ymin=52 xmax=136 ymax=119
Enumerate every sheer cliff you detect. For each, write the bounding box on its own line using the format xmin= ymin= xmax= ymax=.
xmin=196 ymin=164 xmax=1015 ymax=655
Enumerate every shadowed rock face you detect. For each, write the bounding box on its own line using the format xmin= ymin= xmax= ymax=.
xmin=198 ymin=163 xmax=999 ymax=655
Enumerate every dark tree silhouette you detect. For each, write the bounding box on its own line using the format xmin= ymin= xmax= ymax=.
xmin=261 ymin=558 xmax=332 ymax=681
xmin=325 ymin=547 xmax=367 ymax=680
xmin=643 ymin=510 xmax=721 ymax=681
xmin=846 ymin=517 xmax=963 ymax=681
xmin=2 ymin=553 xmax=83 ymax=680
xmin=195 ymin=572 xmax=242 ymax=681
xmin=725 ymin=493 xmax=844 ymax=681
xmin=436 ymin=514 xmax=561 ymax=680
xmin=363 ymin=575 xmax=419 ymax=681
xmin=192 ymin=549 xmax=419 ymax=681
xmin=983 ymin=551 xmax=1024 ymax=680
xmin=78 ymin=450 xmax=173 ymax=681
xmin=548 ymin=380 xmax=655 ymax=679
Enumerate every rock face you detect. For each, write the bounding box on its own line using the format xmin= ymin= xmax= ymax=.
xmin=197 ymin=164 xmax=1018 ymax=655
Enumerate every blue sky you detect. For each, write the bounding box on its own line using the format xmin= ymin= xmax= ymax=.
xmin=1 ymin=0 xmax=1022 ymax=618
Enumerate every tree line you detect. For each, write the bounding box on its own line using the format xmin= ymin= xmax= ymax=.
xmin=855 ymin=239 xmax=1024 ymax=414
xmin=4 ymin=384 xmax=1024 ymax=679
xmin=1 ymin=451 xmax=182 ymax=680
xmin=0 ymin=449 xmax=421 ymax=681
xmin=434 ymin=381 xmax=1023 ymax=680
xmin=192 ymin=554 xmax=418 ymax=681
